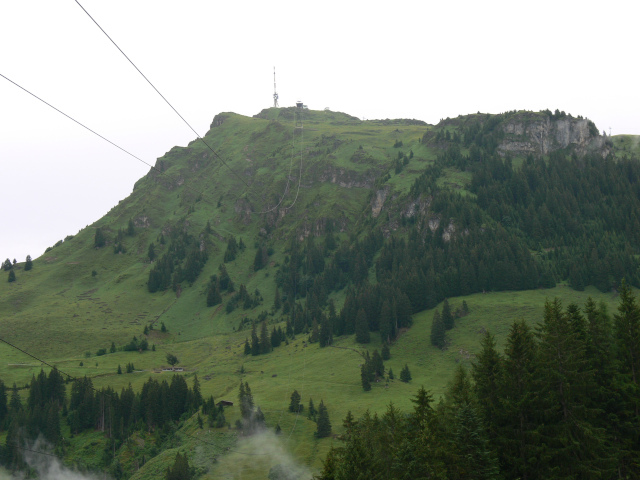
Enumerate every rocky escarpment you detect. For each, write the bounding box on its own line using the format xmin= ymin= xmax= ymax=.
xmin=498 ymin=112 xmax=611 ymax=157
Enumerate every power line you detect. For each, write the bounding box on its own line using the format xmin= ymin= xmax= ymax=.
xmin=0 ymin=336 xmax=111 ymax=399
xmin=0 ymin=336 xmax=269 ymax=459
xmin=73 ymin=0 xmax=249 ymax=189
xmin=0 ymin=73 xmax=153 ymax=172
xmin=0 ymin=73 xmax=237 ymax=237
xmin=11 ymin=444 xmax=61 ymax=459
xmin=284 ymin=107 xmax=304 ymax=212
xmin=73 ymin=0 xmax=307 ymax=217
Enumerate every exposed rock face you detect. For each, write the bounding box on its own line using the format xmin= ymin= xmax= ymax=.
xmin=498 ymin=114 xmax=609 ymax=157
xmin=371 ymin=187 xmax=389 ymax=218
xmin=316 ymin=166 xmax=376 ymax=188
xmin=210 ymin=114 xmax=228 ymax=128
xmin=234 ymin=198 xmax=253 ymax=224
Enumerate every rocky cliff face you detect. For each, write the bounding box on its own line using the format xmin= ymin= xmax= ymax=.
xmin=498 ymin=113 xmax=610 ymax=157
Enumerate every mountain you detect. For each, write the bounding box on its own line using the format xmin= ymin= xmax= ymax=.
xmin=1 ymin=107 xmax=639 ymax=479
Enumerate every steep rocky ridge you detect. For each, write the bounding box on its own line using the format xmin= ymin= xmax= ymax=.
xmin=498 ymin=111 xmax=610 ymax=157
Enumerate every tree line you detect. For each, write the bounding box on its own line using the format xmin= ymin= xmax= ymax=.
xmin=318 ymin=282 xmax=640 ymax=479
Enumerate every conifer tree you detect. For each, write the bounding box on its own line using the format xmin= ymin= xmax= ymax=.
xmin=379 ymin=300 xmax=393 ymax=344
xmin=24 ymin=255 xmax=32 ymax=271
xmin=251 ymin=324 xmax=260 ymax=356
xmin=260 ymin=322 xmax=271 ymax=354
xmin=442 ymin=299 xmax=454 ymax=330
xmin=309 ymin=318 xmax=319 ymax=343
xmin=165 ymin=452 xmax=191 ymax=480
xmin=535 ymin=298 xmax=610 ymax=479
xmin=612 ymin=282 xmax=640 ymax=475
xmin=0 ymin=380 xmax=7 ymax=426
xmin=497 ymin=320 xmax=540 ymax=479
xmin=7 ymin=269 xmax=15 ymax=282
xmin=238 ymin=381 xmax=254 ymax=420
xmin=400 ymin=364 xmax=412 ymax=383
xmin=471 ymin=331 xmax=502 ymax=442
xmin=274 ymin=287 xmax=281 ymax=310
xmin=381 ymin=344 xmax=391 ymax=360
xmin=319 ymin=316 xmax=332 ymax=347
xmin=315 ymin=400 xmax=332 ymax=438
xmin=289 ymin=390 xmax=301 ymax=413
xmin=192 ymin=374 xmax=202 ymax=410
xmin=270 ymin=327 xmax=281 ymax=349
xmin=94 ymin=228 xmax=105 ymax=248
xmin=361 ymin=364 xmax=372 ymax=391
xmin=308 ymin=398 xmax=317 ymax=421
xmin=206 ymin=279 xmax=221 ymax=307
xmin=451 ymin=401 xmax=500 ymax=480
xmin=614 ymin=280 xmax=640 ymax=393
xmin=355 ymin=308 xmax=370 ymax=344
xmin=371 ymin=350 xmax=385 ymax=378
xmin=430 ymin=310 xmax=446 ymax=348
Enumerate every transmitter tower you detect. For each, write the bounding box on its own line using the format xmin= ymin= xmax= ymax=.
xmin=273 ymin=67 xmax=279 ymax=108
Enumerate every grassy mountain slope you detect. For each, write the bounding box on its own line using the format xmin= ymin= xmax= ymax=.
xmin=1 ymin=107 xmax=637 ymax=479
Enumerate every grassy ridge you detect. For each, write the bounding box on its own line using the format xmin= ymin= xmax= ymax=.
xmin=0 ymin=108 xmax=629 ymax=478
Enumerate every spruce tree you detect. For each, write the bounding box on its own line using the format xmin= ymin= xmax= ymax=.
xmin=0 ymin=380 xmax=7 ymax=426
xmin=494 ymin=320 xmax=540 ymax=477
xmin=355 ymin=308 xmax=370 ymax=344
xmin=289 ymin=390 xmax=301 ymax=413
xmin=274 ymin=287 xmax=281 ymax=310
xmin=148 ymin=242 xmax=156 ymax=262
xmin=400 ymin=364 xmax=412 ymax=383
xmin=238 ymin=381 xmax=254 ymax=420
xmin=192 ymin=374 xmax=202 ymax=410
xmin=430 ymin=310 xmax=445 ymax=348
xmin=8 ymin=269 xmax=15 ymax=283
xmin=371 ymin=350 xmax=384 ymax=378
xmin=379 ymin=300 xmax=393 ymax=344
xmin=309 ymin=318 xmax=319 ymax=343
xmin=319 ymin=316 xmax=332 ymax=347
xmin=206 ymin=280 xmax=221 ymax=307
xmin=442 ymin=299 xmax=454 ymax=330
xmin=381 ymin=344 xmax=391 ymax=360
xmin=94 ymin=227 xmax=105 ymax=248
xmin=361 ymin=364 xmax=372 ymax=391
xmin=535 ymin=298 xmax=609 ymax=478
xmin=308 ymin=398 xmax=317 ymax=420
xmin=612 ymin=282 xmax=640 ymax=475
xmin=451 ymin=401 xmax=501 ymax=480
xmin=165 ymin=452 xmax=191 ymax=480
xmin=251 ymin=324 xmax=260 ymax=356
xmin=315 ymin=400 xmax=332 ymax=437
xmin=24 ymin=255 xmax=32 ymax=271
xmin=471 ymin=331 xmax=502 ymax=442
xmin=271 ymin=327 xmax=281 ymax=349
xmin=260 ymin=321 xmax=271 ymax=354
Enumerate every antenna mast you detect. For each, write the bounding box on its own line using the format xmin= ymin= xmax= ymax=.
xmin=273 ymin=67 xmax=279 ymax=108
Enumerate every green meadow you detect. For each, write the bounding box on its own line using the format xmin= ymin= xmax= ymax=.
xmin=0 ymin=108 xmax=635 ymax=478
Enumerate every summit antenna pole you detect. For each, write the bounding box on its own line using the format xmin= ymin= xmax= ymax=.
xmin=273 ymin=67 xmax=279 ymax=108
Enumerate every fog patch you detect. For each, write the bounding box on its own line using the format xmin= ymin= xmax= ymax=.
xmin=232 ymin=430 xmax=313 ymax=480
xmin=4 ymin=437 xmax=109 ymax=480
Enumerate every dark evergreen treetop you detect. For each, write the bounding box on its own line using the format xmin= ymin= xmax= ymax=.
xmin=315 ymin=400 xmax=331 ymax=438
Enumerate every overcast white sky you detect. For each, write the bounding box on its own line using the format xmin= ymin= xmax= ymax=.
xmin=1 ymin=0 xmax=638 ymax=262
